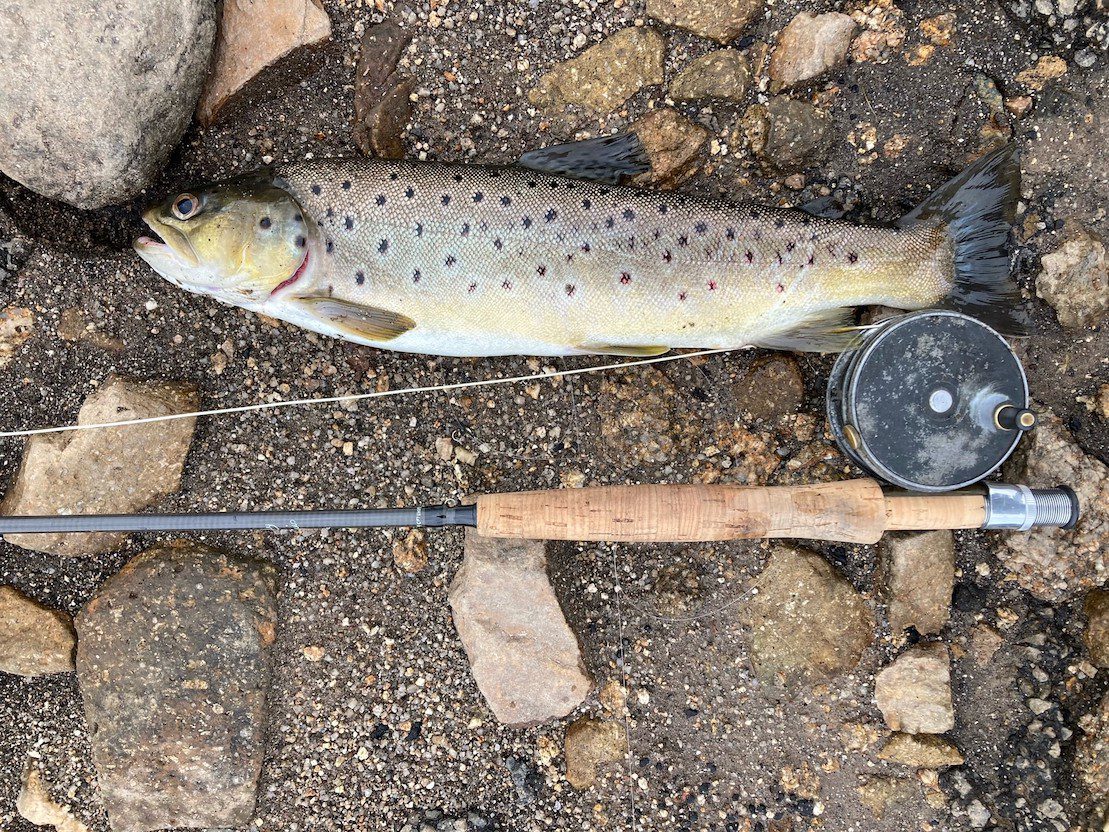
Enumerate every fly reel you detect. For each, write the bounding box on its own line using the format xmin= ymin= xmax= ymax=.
xmin=827 ymin=310 xmax=1038 ymax=493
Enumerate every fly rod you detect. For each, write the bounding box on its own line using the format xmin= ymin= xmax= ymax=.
xmin=0 ymin=479 xmax=1078 ymax=544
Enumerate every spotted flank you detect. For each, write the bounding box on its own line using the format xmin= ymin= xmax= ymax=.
xmin=134 ymin=140 xmax=1024 ymax=357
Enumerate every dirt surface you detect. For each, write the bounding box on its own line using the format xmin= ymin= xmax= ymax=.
xmin=1 ymin=0 xmax=1107 ymax=830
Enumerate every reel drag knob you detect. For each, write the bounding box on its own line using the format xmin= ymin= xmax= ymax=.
xmin=826 ymin=310 xmax=1033 ymax=493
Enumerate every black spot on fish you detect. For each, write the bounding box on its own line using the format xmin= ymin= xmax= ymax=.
xmin=581 ymin=242 xmax=591 ymax=253
xmin=659 ymin=204 xmax=668 ymax=214
xmin=488 ymin=170 xmax=502 ymax=177
xmin=802 ymin=216 xmax=812 ymax=226
xmin=502 ymin=279 xmax=512 ymax=289
xmin=750 ymin=208 xmax=760 ymax=219
xmin=745 ymin=250 xmax=754 ymax=263
xmin=695 ymin=222 xmax=707 ymax=234
xmin=493 ymin=238 xmax=503 ymax=250
xmin=415 ymin=223 xmax=423 ymax=237
xmin=294 ymin=214 xmax=303 ymax=223
xmin=663 ymin=250 xmax=672 ymax=263
xmin=500 ymin=195 xmax=512 ymax=207
xmin=774 ymin=218 xmax=785 ymax=229
xmin=776 ymin=250 xmax=782 ymax=265
xmin=342 ymin=180 xmax=352 ymax=190
xmin=325 ymin=239 xmax=334 ymax=253
xmin=708 ymin=280 xmax=718 ymax=291
xmin=296 ymin=236 xmax=306 ymax=248
xmin=441 ymin=194 xmax=451 ymax=206
xmin=598 ymin=189 xmax=609 ymax=196
xmin=565 ymin=284 xmax=575 ymax=297
xmin=522 ymin=216 xmax=533 ymax=228
xmin=726 ymin=228 xmax=735 ymax=240
xmin=405 ymin=187 xmax=415 ymax=199
xmin=623 ymin=209 xmax=635 ymax=221
xmin=566 ymin=253 xmax=574 ymax=262
xmin=605 ymin=216 xmax=615 ymax=229
xmin=375 ymin=195 xmax=386 ymax=206
xmin=259 ymin=217 xmax=271 ymax=229
xmin=453 ymin=173 xmax=464 ymax=182
xmin=378 ymin=239 xmax=389 ymax=254
xmin=445 ymin=254 xmax=456 ymax=267
xmin=678 ymin=291 xmax=687 ymax=301
xmin=545 ymin=208 xmax=558 ymax=222
xmin=848 ymin=252 xmax=858 ymax=263
xmin=355 ymin=270 xmax=365 ymax=285
xmin=473 ymin=192 xmax=484 ymax=202
xmin=527 ymin=180 xmax=537 ymax=188
xmin=807 ymin=254 xmax=816 ymax=265
xmin=345 ymin=216 xmax=354 ymax=230
xmin=413 ymin=269 xmax=421 ymax=283
xmin=678 ymin=235 xmax=688 ymax=247
xmin=461 ymin=223 xmax=470 ymax=236
xmin=653 ymin=229 xmax=661 ymax=240
xmin=311 ymin=184 xmax=321 ymax=195
xmin=549 ymin=181 xmax=559 ymax=189
xmin=582 ymin=198 xmax=592 ymax=210
xmin=389 ymin=172 xmax=399 ymax=181
xmin=326 ymin=207 xmax=334 ymax=218
xmin=468 ymin=282 xmax=477 ymax=292
xmin=537 ymin=265 xmax=546 ymax=275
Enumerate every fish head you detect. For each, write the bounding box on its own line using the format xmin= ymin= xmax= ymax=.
xmin=134 ymin=172 xmax=312 ymax=306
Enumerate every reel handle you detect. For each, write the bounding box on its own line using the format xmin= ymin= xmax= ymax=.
xmin=475 ymin=480 xmax=1080 ymax=544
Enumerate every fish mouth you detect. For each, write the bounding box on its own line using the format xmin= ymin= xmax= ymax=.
xmin=270 ymin=249 xmax=310 ymax=298
xmin=134 ymin=211 xmax=200 ymax=269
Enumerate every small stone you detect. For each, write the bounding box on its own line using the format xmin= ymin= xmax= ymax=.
xmin=849 ymin=0 xmax=905 ymax=64
xmin=999 ymin=408 xmax=1108 ymax=602
xmin=879 ymin=530 xmax=954 ymax=635
xmin=0 ymin=0 xmax=216 ymax=208
xmin=1005 ymin=95 xmax=1034 ymax=118
xmin=1015 ymin=55 xmax=1067 ymax=90
xmin=966 ymin=799 xmax=991 ymax=828
xmin=628 ymin=108 xmax=710 ymax=189
xmin=741 ymin=97 xmax=831 ymax=170
xmin=352 ymin=20 xmax=415 ymax=160
xmin=857 ymin=776 xmax=919 ymax=819
xmin=0 ymin=306 xmax=34 ymax=369
xmin=1084 ymin=590 xmax=1109 ymax=668
xmin=647 ymin=0 xmax=763 ymax=43
xmin=742 ymin=545 xmax=874 ymax=686
xmin=435 ymin=436 xmax=454 ymax=461
xmin=302 ymin=645 xmax=325 ymax=662
xmin=670 ymin=50 xmax=750 ymax=101
xmin=0 ymin=586 xmax=75 ymax=677
xmin=16 ymin=765 xmax=89 ymax=832
xmin=878 ymin=733 xmax=964 ymax=768
xmin=919 ymin=12 xmax=956 ymax=46
xmin=734 ymin=355 xmax=804 ymax=421
xmin=1 ymin=376 xmax=199 ymax=557
xmin=969 ymin=625 xmax=1003 ymax=666
xmin=449 ymin=530 xmax=592 ymax=726
xmin=564 ymin=717 xmax=627 ymax=789
xmin=76 ymin=541 xmax=276 ymax=832
xmin=528 ymin=28 xmax=665 ymax=117
xmin=196 ymin=0 xmax=331 ymax=126
xmin=768 ymin=12 xmax=856 ymax=88
xmin=393 ymin=528 xmax=429 ymax=573
xmin=0 ymin=206 xmax=32 ymax=284
xmin=874 ymin=643 xmax=954 ymax=735
xmin=1036 ymin=224 xmax=1108 ymax=329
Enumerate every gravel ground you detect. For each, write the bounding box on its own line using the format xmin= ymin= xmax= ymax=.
xmin=1 ymin=0 xmax=1107 ymax=829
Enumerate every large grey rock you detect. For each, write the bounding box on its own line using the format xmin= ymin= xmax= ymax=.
xmin=740 ymin=97 xmax=831 ymax=170
xmin=449 ymin=530 xmax=592 ymax=727
xmin=879 ymin=530 xmax=954 ymax=635
xmin=742 ymin=545 xmax=874 ymax=686
xmin=769 ymin=12 xmax=856 ymax=88
xmin=647 ymin=0 xmax=762 ymax=42
xmin=1 ymin=375 xmax=198 ymax=556
xmin=874 ymin=643 xmax=954 ymax=735
xmin=0 ymin=586 xmax=75 ymax=677
xmin=669 ymin=50 xmax=750 ymax=101
xmin=0 ymin=0 xmax=216 ymax=208
xmin=998 ymin=408 xmax=1109 ymax=602
xmin=76 ymin=542 xmax=277 ymax=832
xmin=1036 ymin=224 xmax=1108 ymax=330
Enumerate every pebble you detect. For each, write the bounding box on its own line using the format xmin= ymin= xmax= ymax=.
xmin=1084 ymin=589 xmax=1109 ymax=668
xmin=448 ymin=530 xmax=592 ymax=726
xmin=879 ymin=530 xmax=954 ymax=636
xmin=740 ymin=97 xmax=831 ymax=170
xmin=564 ymin=717 xmax=627 ymax=789
xmin=1015 ymin=55 xmax=1068 ymax=90
xmin=196 ymin=0 xmax=331 ymax=126
xmin=0 ymin=376 xmax=199 ymax=557
xmin=646 ymin=0 xmax=763 ymax=43
xmin=874 ymin=643 xmax=955 ymax=735
xmin=1036 ymin=223 xmax=1108 ymax=329
xmin=742 ymin=545 xmax=874 ymax=687
xmin=878 ymin=733 xmax=964 ymax=768
xmin=0 ymin=306 xmax=34 ymax=369
xmin=16 ymin=765 xmax=89 ymax=832
xmin=857 ymin=776 xmax=920 ymax=819
xmin=76 ymin=541 xmax=277 ymax=832
xmin=0 ymin=0 xmax=215 ymax=208
xmin=999 ymin=407 xmax=1108 ymax=602
xmin=669 ymin=50 xmax=750 ymax=101
xmin=629 ymin=107 xmax=710 ymax=189
xmin=0 ymin=586 xmax=75 ymax=677
xmin=393 ymin=528 xmax=429 ymax=573
xmin=353 ymin=20 xmax=415 ymax=160
xmin=528 ymin=27 xmax=665 ymax=118
xmin=733 ymin=354 xmax=804 ymax=421
xmin=768 ymin=12 xmax=857 ymax=88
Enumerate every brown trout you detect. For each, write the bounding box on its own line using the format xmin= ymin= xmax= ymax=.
xmin=134 ymin=138 xmax=1023 ymax=357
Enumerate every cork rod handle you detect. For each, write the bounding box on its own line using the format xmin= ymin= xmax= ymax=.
xmin=475 ymin=480 xmax=989 ymax=544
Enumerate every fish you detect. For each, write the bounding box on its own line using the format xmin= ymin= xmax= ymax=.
xmin=134 ymin=136 xmax=1025 ymax=357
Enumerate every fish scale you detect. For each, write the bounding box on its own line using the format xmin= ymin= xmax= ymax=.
xmin=134 ymin=142 xmax=1024 ymax=356
xmin=274 ymin=159 xmax=950 ymax=356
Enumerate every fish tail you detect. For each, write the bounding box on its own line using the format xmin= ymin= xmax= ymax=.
xmin=896 ymin=144 xmax=1029 ymax=335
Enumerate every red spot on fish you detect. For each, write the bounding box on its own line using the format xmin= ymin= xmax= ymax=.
xmin=678 ymin=291 xmax=687 ymax=302
xmin=708 ymin=280 xmax=718 ymax=291
xmin=502 ymin=280 xmax=512 ymax=290
xmin=620 ymin=272 xmax=631 ymax=284
xmin=468 ymin=282 xmax=477 ymax=293
xmin=565 ymin=284 xmax=576 ymax=297
xmin=776 ymin=282 xmax=784 ymax=293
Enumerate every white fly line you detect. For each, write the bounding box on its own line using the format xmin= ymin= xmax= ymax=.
xmin=0 ymin=347 xmax=736 ymax=438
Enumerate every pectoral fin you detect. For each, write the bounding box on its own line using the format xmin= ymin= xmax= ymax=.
xmin=579 ymin=343 xmax=670 ymax=357
xmin=294 ymin=297 xmax=415 ymax=342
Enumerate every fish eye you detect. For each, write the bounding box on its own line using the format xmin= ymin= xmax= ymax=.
xmin=172 ymin=193 xmax=200 ymax=220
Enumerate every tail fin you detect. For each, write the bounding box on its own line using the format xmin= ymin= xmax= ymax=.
xmin=897 ymin=144 xmax=1029 ymax=335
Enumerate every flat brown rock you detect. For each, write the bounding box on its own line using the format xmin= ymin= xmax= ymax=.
xmin=1 ymin=376 xmax=198 ymax=556
xmin=197 ymin=0 xmax=332 ymax=126
xmin=879 ymin=530 xmax=954 ymax=635
xmin=0 ymin=586 xmax=75 ymax=677
xmin=647 ymin=0 xmax=762 ymax=42
xmin=564 ymin=717 xmax=627 ymax=789
xmin=669 ymin=50 xmax=750 ymax=101
xmin=76 ymin=541 xmax=276 ymax=832
xmin=874 ymin=643 xmax=954 ymax=735
xmin=878 ymin=733 xmax=964 ymax=768
xmin=629 ymin=108 xmax=709 ymax=189
xmin=449 ymin=530 xmax=592 ymax=727
xmin=353 ymin=20 xmax=415 ymax=159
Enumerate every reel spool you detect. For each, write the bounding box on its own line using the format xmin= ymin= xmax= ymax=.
xmin=827 ymin=310 xmax=1037 ymax=493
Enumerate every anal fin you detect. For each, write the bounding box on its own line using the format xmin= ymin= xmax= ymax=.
xmin=578 ymin=343 xmax=670 ymax=357
xmin=753 ymin=308 xmax=863 ymax=353
xmin=294 ymin=297 xmax=415 ymax=342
